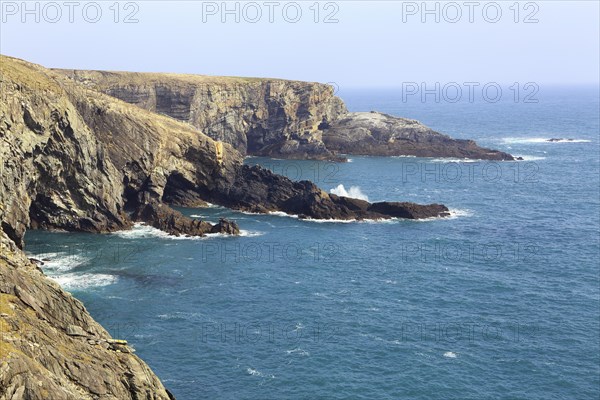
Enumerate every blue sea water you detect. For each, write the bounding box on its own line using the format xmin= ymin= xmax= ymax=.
xmin=26 ymin=87 xmax=600 ymax=399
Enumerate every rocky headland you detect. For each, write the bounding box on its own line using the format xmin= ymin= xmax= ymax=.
xmin=53 ymin=68 xmax=517 ymax=161
xmin=323 ymin=111 xmax=516 ymax=160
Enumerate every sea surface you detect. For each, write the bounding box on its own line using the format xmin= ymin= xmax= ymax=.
xmin=26 ymin=87 xmax=600 ymax=399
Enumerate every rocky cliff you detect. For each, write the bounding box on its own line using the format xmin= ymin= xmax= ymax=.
xmin=1 ymin=55 xmax=449 ymax=251
xmin=1 ymin=55 xmax=246 ymax=249
xmin=53 ymin=69 xmax=515 ymax=161
xmin=54 ymin=69 xmax=346 ymax=160
xmin=0 ymin=231 xmax=174 ymax=399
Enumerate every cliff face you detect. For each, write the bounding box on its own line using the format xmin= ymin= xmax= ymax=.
xmin=1 ymin=55 xmax=243 ymax=249
xmin=0 ymin=231 xmax=174 ymax=399
xmin=54 ymin=69 xmax=347 ymax=160
xmin=53 ymin=69 xmax=515 ymax=161
xmin=1 ymin=55 xmax=448 ymax=250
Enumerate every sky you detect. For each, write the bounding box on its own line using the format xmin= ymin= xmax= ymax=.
xmin=1 ymin=1 xmax=599 ymax=88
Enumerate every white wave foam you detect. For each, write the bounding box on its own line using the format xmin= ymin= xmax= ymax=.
xmin=247 ymin=368 xmax=275 ymax=378
xmin=239 ymin=230 xmax=264 ymax=237
xmin=329 ymin=184 xmax=369 ymax=201
xmin=28 ymin=252 xmax=90 ymax=273
xmin=448 ymin=208 xmax=473 ymax=219
xmin=428 ymin=158 xmax=482 ymax=163
xmin=301 ymin=217 xmax=397 ymax=224
xmin=286 ymin=348 xmax=310 ymax=356
xmin=443 ymin=351 xmax=458 ymax=358
xmin=501 ymin=137 xmax=591 ymax=144
xmin=112 ymin=224 xmax=174 ymax=239
xmin=112 ymin=223 xmax=222 ymax=241
xmin=407 ymin=208 xmax=473 ymax=222
xmin=50 ymin=273 xmax=118 ymax=290
xmin=266 ymin=211 xmax=299 ymax=219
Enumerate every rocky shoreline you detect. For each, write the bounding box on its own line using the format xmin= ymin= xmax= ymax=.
xmin=0 ymin=50 xmax=537 ymax=399
xmin=0 ymin=55 xmax=456 ymax=398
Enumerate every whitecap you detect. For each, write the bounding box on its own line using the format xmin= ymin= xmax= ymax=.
xmin=286 ymin=348 xmax=310 ymax=356
xmin=443 ymin=351 xmax=458 ymax=358
xmin=246 ymin=368 xmax=275 ymax=379
xmin=239 ymin=230 xmax=264 ymax=237
xmin=428 ymin=158 xmax=483 ymax=163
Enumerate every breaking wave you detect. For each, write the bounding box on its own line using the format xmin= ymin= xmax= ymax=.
xmin=329 ymin=184 xmax=369 ymax=201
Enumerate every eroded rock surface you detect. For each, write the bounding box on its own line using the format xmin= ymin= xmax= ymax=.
xmin=0 ymin=55 xmax=241 ymax=248
xmin=322 ymin=112 xmax=516 ymax=160
xmin=0 ymin=232 xmax=174 ymax=399
xmin=53 ymin=70 xmax=515 ymax=161
xmin=203 ymin=164 xmax=449 ymax=220
xmin=53 ymin=69 xmax=346 ymax=160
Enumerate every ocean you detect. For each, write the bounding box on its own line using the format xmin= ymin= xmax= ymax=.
xmin=26 ymin=86 xmax=600 ymax=399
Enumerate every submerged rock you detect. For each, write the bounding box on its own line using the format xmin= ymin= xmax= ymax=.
xmin=547 ymin=138 xmax=574 ymax=142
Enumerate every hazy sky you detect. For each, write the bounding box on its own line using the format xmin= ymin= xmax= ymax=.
xmin=1 ymin=1 xmax=598 ymax=87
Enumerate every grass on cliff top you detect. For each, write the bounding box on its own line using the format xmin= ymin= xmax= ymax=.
xmin=0 ymin=55 xmax=63 ymax=93
xmin=51 ymin=68 xmax=325 ymax=88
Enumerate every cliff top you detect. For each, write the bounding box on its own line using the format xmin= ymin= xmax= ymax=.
xmin=52 ymin=67 xmax=325 ymax=88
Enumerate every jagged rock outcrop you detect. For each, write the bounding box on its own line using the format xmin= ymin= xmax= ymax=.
xmin=0 ymin=231 xmax=174 ymax=399
xmin=322 ymin=112 xmax=516 ymax=160
xmin=202 ymin=164 xmax=449 ymax=220
xmin=53 ymin=69 xmax=515 ymax=161
xmin=132 ymin=202 xmax=240 ymax=236
xmin=53 ymin=69 xmax=346 ymax=160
